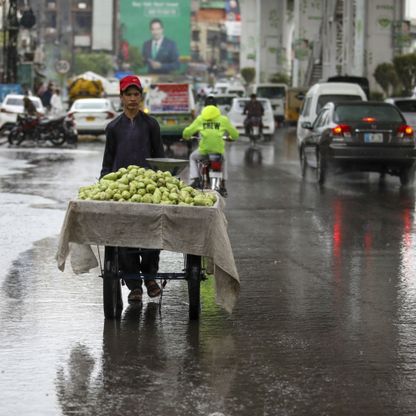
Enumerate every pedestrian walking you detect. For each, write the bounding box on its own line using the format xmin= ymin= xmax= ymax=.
xmin=50 ymin=88 xmax=63 ymax=117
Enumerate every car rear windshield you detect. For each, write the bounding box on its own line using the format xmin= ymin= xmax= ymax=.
xmin=317 ymin=94 xmax=363 ymax=112
xmin=74 ymin=101 xmax=109 ymax=110
xmin=236 ymin=99 xmax=268 ymax=110
xmin=216 ymin=96 xmax=234 ymax=105
xmin=256 ymin=87 xmax=285 ymax=99
xmin=5 ymin=97 xmax=40 ymax=108
xmin=393 ymin=100 xmax=416 ymax=113
xmin=335 ymin=104 xmax=404 ymax=123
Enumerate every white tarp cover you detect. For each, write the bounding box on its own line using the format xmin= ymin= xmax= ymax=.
xmin=56 ymin=199 xmax=240 ymax=313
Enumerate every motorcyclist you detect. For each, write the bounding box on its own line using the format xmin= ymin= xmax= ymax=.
xmin=204 ymin=94 xmax=217 ymax=106
xmin=182 ymin=104 xmax=239 ymax=196
xmin=243 ymin=93 xmax=264 ymax=136
xmin=23 ymin=96 xmax=39 ymax=117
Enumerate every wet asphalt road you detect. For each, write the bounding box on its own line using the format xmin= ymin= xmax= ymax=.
xmin=1 ymin=129 xmax=416 ymax=415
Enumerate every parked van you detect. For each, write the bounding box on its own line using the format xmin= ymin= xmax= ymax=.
xmin=296 ymin=82 xmax=367 ymax=145
xmin=251 ymin=83 xmax=288 ymax=123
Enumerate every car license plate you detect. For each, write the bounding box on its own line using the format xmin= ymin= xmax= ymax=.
xmin=86 ymin=116 xmax=95 ymax=122
xmin=166 ymin=119 xmax=176 ymax=125
xmin=364 ymin=133 xmax=383 ymax=143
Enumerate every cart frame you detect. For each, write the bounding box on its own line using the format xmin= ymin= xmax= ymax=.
xmin=101 ymin=246 xmax=203 ymax=320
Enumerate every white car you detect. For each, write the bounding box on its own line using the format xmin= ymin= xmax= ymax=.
xmin=212 ymin=94 xmax=236 ymax=115
xmin=296 ymin=82 xmax=367 ymax=146
xmin=0 ymin=94 xmax=45 ymax=129
xmin=227 ymin=97 xmax=276 ymax=139
xmin=67 ymin=98 xmax=117 ymax=136
xmin=385 ymin=97 xmax=416 ymax=131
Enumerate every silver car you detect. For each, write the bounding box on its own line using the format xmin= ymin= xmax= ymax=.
xmin=385 ymin=97 xmax=416 ymax=131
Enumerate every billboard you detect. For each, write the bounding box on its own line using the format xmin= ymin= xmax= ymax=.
xmin=120 ymin=0 xmax=191 ymax=75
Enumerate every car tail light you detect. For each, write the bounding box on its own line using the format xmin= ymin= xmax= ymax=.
xmin=397 ymin=124 xmax=414 ymax=138
xmin=362 ymin=117 xmax=377 ymax=123
xmin=106 ymin=111 xmax=115 ymax=119
xmin=210 ymin=161 xmax=222 ymax=171
xmin=332 ymin=124 xmax=351 ymax=139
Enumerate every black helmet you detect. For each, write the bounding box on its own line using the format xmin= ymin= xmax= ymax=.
xmin=204 ymin=95 xmax=217 ymax=106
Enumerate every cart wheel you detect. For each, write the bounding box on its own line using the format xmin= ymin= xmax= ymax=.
xmin=103 ymin=246 xmax=123 ymax=319
xmin=186 ymin=254 xmax=201 ymax=320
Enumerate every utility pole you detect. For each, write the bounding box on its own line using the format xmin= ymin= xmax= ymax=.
xmin=2 ymin=0 xmax=18 ymax=83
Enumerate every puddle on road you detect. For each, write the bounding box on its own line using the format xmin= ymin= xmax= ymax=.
xmin=0 ymin=154 xmax=35 ymax=176
xmin=0 ymin=193 xmax=65 ymax=279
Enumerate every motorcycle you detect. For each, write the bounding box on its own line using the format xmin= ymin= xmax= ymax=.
xmin=245 ymin=116 xmax=263 ymax=147
xmin=244 ymin=116 xmax=263 ymax=165
xmin=196 ymin=153 xmax=226 ymax=197
xmin=188 ymin=135 xmax=230 ymax=197
xmin=8 ymin=114 xmax=78 ymax=147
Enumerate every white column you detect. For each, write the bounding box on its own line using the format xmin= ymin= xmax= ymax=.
xmin=353 ymin=0 xmax=365 ymax=76
xmin=255 ymin=0 xmax=261 ymax=83
xmin=239 ymin=0 xmax=258 ymax=71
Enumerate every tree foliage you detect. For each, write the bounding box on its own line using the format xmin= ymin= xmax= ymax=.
xmin=74 ymin=52 xmax=113 ymax=76
xmin=269 ymin=72 xmax=290 ymax=85
xmin=240 ymin=67 xmax=256 ymax=85
xmin=128 ymin=45 xmax=144 ymax=73
xmin=373 ymin=62 xmax=400 ymax=96
xmin=393 ymin=53 xmax=416 ymax=96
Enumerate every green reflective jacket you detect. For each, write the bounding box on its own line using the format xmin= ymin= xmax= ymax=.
xmin=183 ymin=105 xmax=239 ymax=155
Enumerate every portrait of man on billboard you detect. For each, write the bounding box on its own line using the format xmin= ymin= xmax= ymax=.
xmin=142 ymin=18 xmax=180 ymax=74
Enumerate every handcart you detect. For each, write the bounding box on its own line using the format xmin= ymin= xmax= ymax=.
xmin=101 ymin=158 xmax=203 ymax=320
xmin=56 ymin=158 xmax=240 ymax=320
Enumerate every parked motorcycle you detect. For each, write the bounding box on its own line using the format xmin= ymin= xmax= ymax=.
xmin=8 ymin=114 xmax=77 ymax=147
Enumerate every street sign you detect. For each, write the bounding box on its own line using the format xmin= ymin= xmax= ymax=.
xmin=55 ymin=60 xmax=70 ymax=74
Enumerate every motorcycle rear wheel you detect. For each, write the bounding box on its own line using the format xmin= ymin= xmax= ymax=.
xmin=50 ymin=131 xmax=66 ymax=146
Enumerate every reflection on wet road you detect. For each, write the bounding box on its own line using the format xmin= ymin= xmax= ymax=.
xmin=1 ymin=130 xmax=416 ymax=415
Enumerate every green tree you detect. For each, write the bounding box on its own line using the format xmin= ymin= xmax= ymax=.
xmin=74 ymin=52 xmax=113 ymax=76
xmin=240 ymin=67 xmax=256 ymax=86
xmin=269 ymin=72 xmax=290 ymax=85
xmin=373 ymin=62 xmax=400 ymax=97
xmin=393 ymin=53 xmax=416 ymax=96
xmin=127 ymin=45 xmax=144 ymax=74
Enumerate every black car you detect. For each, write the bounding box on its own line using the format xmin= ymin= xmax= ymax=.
xmin=299 ymin=101 xmax=416 ymax=185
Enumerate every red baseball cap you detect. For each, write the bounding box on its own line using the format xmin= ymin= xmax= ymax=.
xmin=120 ymin=75 xmax=142 ymax=92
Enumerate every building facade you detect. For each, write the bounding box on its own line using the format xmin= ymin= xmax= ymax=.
xmin=190 ymin=0 xmax=241 ymax=78
xmin=293 ymin=0 xmax=407 ymax=92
